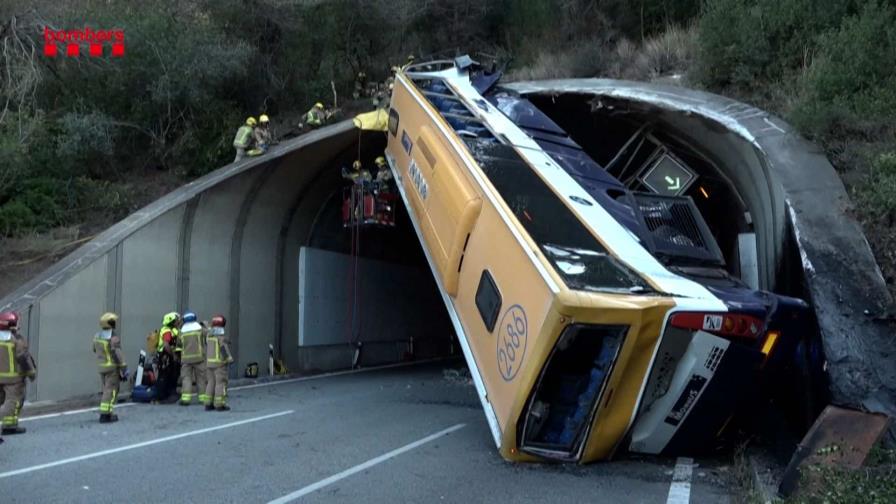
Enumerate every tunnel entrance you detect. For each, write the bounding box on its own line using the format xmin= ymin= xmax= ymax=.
xmin=522 ymin=92 xmax=829 ymax=454
xmin=293 ymin=134 xmax=456 ymax=373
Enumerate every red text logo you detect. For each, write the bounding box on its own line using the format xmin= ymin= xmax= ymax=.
xmin=43 ymin=27 xmax=125 ymax=58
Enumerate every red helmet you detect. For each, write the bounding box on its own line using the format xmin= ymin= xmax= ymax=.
xmin=0 ymin=311 xmax=19 ymax=330
xmin=211 ymin=315 xmax=226 ymax=328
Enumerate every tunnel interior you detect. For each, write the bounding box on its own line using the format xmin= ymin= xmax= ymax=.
xmin=287 ymin=131 xmax=455 ymax=372
xmin=526 ymin=93 xmax=750 ymax=279
xmin=523 ymin=92 xmax=829 ymax=451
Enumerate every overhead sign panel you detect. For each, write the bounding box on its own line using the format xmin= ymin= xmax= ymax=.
xmin=640 ymin=154 xmax=697 ymax=196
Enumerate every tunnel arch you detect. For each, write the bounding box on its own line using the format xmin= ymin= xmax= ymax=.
xmin=0 ymin=122 xmax=396 ymax=401
xmin=2 ymin=79 xmax=892 ymax=421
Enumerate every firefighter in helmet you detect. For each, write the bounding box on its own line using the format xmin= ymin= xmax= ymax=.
xmin=205 ymin=315 xmax=233 ymax=411
xmin=304 ymin=102 xmax=327 ymax=129
xmin=178 ymin=311 xmax=208 ymax=406
xmin=0 ymin=311 xmax=36 ymax=440
xmin=251 ymin=114 xmax=273 ymax=155
xmin=233 ymin=117 xmax=257 ymax=162
xmin=374 ymin=156 xmax=392 ymax=192
xmin=93 ymin=312 xmax=127 ymax=423
xmin=156 ymin=312 xmax=182 ymax=402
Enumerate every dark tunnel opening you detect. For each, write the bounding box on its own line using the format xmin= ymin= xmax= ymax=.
xmin=521 ymin=92 xmax=829 ymax=456
xmin=295 ymin=132 xmax=457 ymax=372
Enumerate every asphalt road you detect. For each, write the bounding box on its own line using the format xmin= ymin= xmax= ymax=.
xmin=0 ymin=362 xmax=733 ymax=503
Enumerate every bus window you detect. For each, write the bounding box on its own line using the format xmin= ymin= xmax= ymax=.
xmin=475 ymin=270 xmax=502 ymax=333
xmin=470 ymin=139 xmax=651 ymax=294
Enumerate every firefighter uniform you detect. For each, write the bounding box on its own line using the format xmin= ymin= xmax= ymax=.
xmin=178 ymin=320 xmax=208 ymax=406
xmin=156 ymin=312 xmax=181 ymax=402
xmin=93 ymin=317 xmax=127 ymax=422
xmin=304 ymin=103 xmax=326 ymax=128
xmin=233 ymin=117 xmax=256 ymax=162
xmin=0 ymin=326 xmax=35 ymax=434
xmin=205 ymin=320 xmax=233 ymax=411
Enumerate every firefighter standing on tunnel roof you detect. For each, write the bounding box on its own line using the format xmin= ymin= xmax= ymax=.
xmin=156 ymin=312 xmax=181 ymax=402
xmin=205 ymin=315 xmax=232 ymax=411
xmin=0 ymin=311 xmax=36 ymax=440
xmin=93 ymin=313 xmax=127 ymax=423
xmin=178 ymin=311 xmax=208 ymax=406
xmin=233 ymin=117 xmax=256 ymax=162
xmin=252 ymin=114 xmax=273 ymax=155
xmin=304 ymin=102 xmax=326 ymax=129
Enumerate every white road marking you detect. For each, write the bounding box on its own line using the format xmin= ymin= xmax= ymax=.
xmin=0 ymin=410 xmax=294 ymax=479
xmin=230 ymin=358 xmax=446 ymax=391
xmin=21 ymin=403 xmax=136 ymax=422
xmin=267 ymin=423 xmax=466 ymax=503
xmin=20 ymin=359 xmax=444 ymax=422
xmin=666 ymin=456 xmax=694 ymax=504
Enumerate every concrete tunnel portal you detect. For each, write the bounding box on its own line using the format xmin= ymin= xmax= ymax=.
xmin=0 ymin=122 xmax=453 ymax=404
xmin=3 ymin=79 xmax=894 ymax=453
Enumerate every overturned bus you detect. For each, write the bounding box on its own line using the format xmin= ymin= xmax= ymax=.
xmin=382 ymin=57 xmax=811 ymax=463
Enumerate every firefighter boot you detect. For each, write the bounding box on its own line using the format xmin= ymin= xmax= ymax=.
xmin=216 ymin=405 xmax=231 ymax=411
xmin=99 ymin=414 xmax=119 ymax=424
xmin=2 ymin=426 xmax=26 ymax=435
xmin=205 ymin=405 xmax=215 ymax=411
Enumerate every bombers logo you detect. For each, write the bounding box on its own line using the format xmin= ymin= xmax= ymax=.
xmin=43 ymin=26 xmax=125 ymax=57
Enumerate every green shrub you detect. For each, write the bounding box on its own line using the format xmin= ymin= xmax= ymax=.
xmin=790 ymin=1 xmax=896 ymax=136
xmin=696 ymin=0 xmax=855 ymax=89
xmin=856 ymin=153 xmax=896 ymax=219
xmin=0 ymin=200 xmax=36 ymax=236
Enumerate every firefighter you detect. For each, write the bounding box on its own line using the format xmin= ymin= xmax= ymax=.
xmin=93 ymin=312 xmax=127 ymax=423
xmin=304 ymin=102 xmax=326 ymax=129
xmin=233 ymin=117 xmax=257 ymax=162
xmin=372 ymin=84 xmax=386 ymax=109
xmin=155 ymin=312 xmax=181 ymax=402
xmin=342 ymin=160 xmax=372 ymax=185
xmin=178 ymin=311 xmax=208 ymax=406
xmin=252 ymin=114 xmax=273 ymax=154
xmin=205 ymin=315 xmax=232 ymax=411
xmin=353 ymin=71 xmax=367 ymax=99
xmin=374 ymin=156 xmax=393 ymax=192
xmin=0 ymin=311 xmax=36 ymax=438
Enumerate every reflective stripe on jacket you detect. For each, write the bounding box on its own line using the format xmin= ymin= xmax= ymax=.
xmin=0 ymin=341 xmax=20 ymax=382
xmin=206 ymin=335 xmax=233 ymax=367
xmin=93 ymin=333 xmax=126 ymax=372
xmin=233 ymin=125 xmax=253 ymax=148
xmin=180 ymin=323 xmax=205 ymax=364
xmin=305 ymin=109 xmax=322 ymax=126
xmin=157 ymin=327 xmax=179 ymax=353
xmin=0 ymin=336 xmax=33 ymax=384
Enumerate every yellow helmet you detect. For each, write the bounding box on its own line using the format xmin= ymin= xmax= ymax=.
xmin=314 ymin=102 xmax=324 ymax=109
xmin=162 ymin=312 xmax=180 ymax=327
xmin=352 ymin=160 xmax=362 ymax=170
xmin=100 ymin=312 xmax=118 ymax=330
xmin=259 ymin=114 xmax=270 ymax=124
xmin=375 ymin=156 xmax=386 ymax=166
xmin=246 ymin=117 xmax=257 ymax=126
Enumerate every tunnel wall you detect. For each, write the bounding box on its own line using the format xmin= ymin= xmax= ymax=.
xmin=0 ymin=122 xmax=379 ymax=403
xmin=509 ymin=80 xmax=896 ymax=420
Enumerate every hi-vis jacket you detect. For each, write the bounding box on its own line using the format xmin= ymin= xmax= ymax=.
xmin=206 ymin=329 xmax=233 ymax=369
xmin=0 ymin=331 xmax=36 ymax=384
xmin=179 ymin=322 xmax=206 ymax=364
xmin=233 ymin=125 xmax=253 ymax=149
xmin=157 ymin=326 xmax=179 ymax=354
xmin=93 ymin=330 xmax=126 ymax=373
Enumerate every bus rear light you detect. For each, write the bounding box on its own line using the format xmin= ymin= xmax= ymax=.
xmin=669 ymin=312 xmax=764 ymax=339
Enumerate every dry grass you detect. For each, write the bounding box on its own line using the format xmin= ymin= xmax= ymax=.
xmin=508 ymin=24 xmax=698 ymax=84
